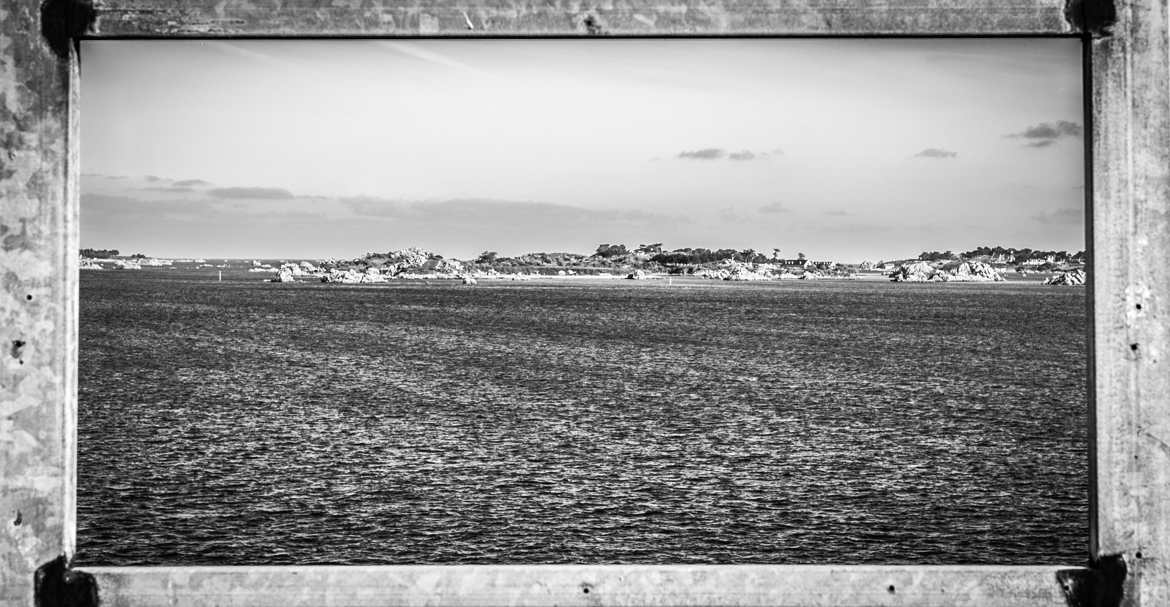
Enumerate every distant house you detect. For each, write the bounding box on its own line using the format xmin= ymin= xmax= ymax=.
xmin=777 ymin=259 xmax=834 ymax=269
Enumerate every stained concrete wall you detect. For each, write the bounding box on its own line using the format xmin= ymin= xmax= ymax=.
xmin=4 ymin=1 xmax=1170 ymax=606
xmin=1 ymin=1 xmax=78 ymax=606
xmin=86 ymin=0 xmax=1078 ymax=36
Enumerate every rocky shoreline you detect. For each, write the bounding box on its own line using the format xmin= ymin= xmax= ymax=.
xmin=1043 ymin=269 xmax=1087 ymax=285
xmin=80 ymin=244 xmax=1087 ymax=286
xmin=888 ymin=260 xmax=1004 ymax=282
xmin=256 ymin=251 xmax=858 ymax=285
xmin=261 ymin=255 xmax=1005 ymax=285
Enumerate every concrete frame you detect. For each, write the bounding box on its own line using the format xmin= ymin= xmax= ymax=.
xmin=2 ymin=0 xmax=1166 ymax=605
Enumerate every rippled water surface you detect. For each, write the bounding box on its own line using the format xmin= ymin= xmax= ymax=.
xmin=77 ymin=270 xmax=1088 ymax=564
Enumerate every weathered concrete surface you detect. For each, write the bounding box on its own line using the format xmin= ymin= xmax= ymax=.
xmin=0 ymin=1 xmax=78 ymax=607
xmin=87 ymin=0 xmax=1080 ymax=36
xmin=7 ymin=0 xmax=1170 ymax=605
xmin=82 ymin=564 xmax=1078 ymax=607
xmin=1091 ymin=1 xmax=1170 ymax=605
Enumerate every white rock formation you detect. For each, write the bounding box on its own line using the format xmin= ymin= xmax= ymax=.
xmin=890 ymin=260 xmax=1004 ymax=282
xmin=278 ymin=262 xmax=306 ymax=276
xmin=889 ymin=261 xmax=939 ymax=282
xmin=1044 ymin=269 xmax=1087 ymax=285
xmin=725 ymin=267 xmax=769 ymax=281
xmin=113 ymin=259 xmax=142 ymax=270
xmin=950 ymin=261 xmax=1005 ymax=282
xmin=321 ymin=268 xmax=387 ymax=284
xmin=271 ymin=269 xmax=297 ymax=283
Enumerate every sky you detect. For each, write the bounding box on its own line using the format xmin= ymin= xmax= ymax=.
xmin=79 ymin=39 xmax=1084 ymax=262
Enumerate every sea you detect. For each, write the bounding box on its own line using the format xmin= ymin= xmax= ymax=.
xmin=76 ymin=265 xmax=1088 ymax=565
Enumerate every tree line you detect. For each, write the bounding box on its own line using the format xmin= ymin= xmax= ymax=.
xmin=474 ymin=243 xmax=806 ymax=266
xmin=80 ymin=248 xmax=120 ymax=258
xmin=917 ymin=246 xmax=1087 ymax=263
xmin=80 ymin=249 xmax=147 ymax=259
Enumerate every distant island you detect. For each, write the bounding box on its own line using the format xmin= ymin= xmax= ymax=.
xmin=79 ymin=243 xmax=1088 ymax=285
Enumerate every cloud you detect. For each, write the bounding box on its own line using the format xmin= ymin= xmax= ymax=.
xmin=677 ymin=148 xmax=726 ymax=160
xmin=83 ymin=192 xmax=329 ymax=224
xmin=1031 ymin=207 xmax=1083 ymax=224
xmin=82 ymin=193 xmax=208 ymax=218
xmin=758 ymin=202 xmax=791 ymax=214
xmin=675 ymin=147 xmax=777 ymax=161
xmin=82 ymin=193 xmax=153 ymax=211
xmin=208 ymin=187 xmax=294 ymax=199
xmin=1007 ymin=121 xmax=1082 ymax=147
xmin=823 ymin=209 xmax=850 ymax=216
xmin=144 ymin=175 xmax=163 ymax=182
xmin=174 ymin=179 xmax=212 ymax=187
xmin=914 ymin=148 xmax=958 ymax=159
xmin=141 ymin=186 xmax=195 ymax=193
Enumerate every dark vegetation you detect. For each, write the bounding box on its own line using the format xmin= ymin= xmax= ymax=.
xmin=917 ymin=246 xmax=1087 ymax=263
xmin=80 ymin=249 xmax=148 ymax=259
xmin=80 ymin=248 xmax=120 ymax=258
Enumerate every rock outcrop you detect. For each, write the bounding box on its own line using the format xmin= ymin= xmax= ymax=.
xmin=949 ymin=261 xmax=1005 ymax=282
xmin=725 ymin=267 xmax=769 ymax=281
xmin=278 ymin=262 xmax=307 ymax=276
xmin=889 ymin=261 xmax=939 ymax=282
xmin=890 ymin=260 xmax=1004 ymax=282
xmin=689 ymin=259 xmax=774 ymax=281
xmin=321 ymin=268 xmax=388 ymax=284
xmin=430 ymin=258 xmax=463 ymax=274
xmin=1044 ymin=269 xmax=1087 ymax=285
xmin=271 ymin=269 xmax=296 ymax=283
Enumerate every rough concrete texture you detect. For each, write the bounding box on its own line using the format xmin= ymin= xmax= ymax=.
xmin=7 ymin=0 xmax=1170 ymax=606
xmin=1 ymin=1 xmax=78 ymax=607
xmin=88 ymin=0 xmax=1080 ymax=36
xmin=83 ymin=564 xmax=1076 ymax=607
xmin=1091 ymin=1 xmax=1170 ymax=605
